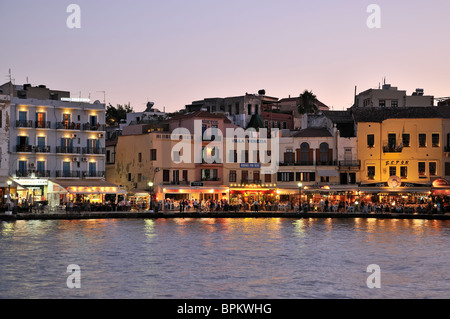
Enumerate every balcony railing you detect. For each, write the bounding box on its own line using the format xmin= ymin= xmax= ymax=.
xmin=15 ymin=170 xmax=32 ymax=178
xmin=241 ymin=179 xmax=263 ymax=185
xmin=82 ymin=123 xmax=106 ymax=131
xmin=83 ymin=147 xmax=106 ymax=155
xmin=383 ymin=143 xmax=403 ymax=153
xmin=279 ymin=161 xmax=315 ymax=166
xmin=338 ymin=160 xmax=361 ymax=168
xmin=15 ymin=120 xmax=33 ymax=128
xmin=163 ymin=181 xmax=190 ymax=186
xmin=35 ymin=170 xmax=51 ymax=178
xmin=56 ymin=171 xmax=81 ymax=178
xmin=316 ymin=160 xmax=338 ymax=166
xmin=35 ymin=121 xmax=51 ymax=129
xmin=82 ymin=171 xmax=105 ymax=178
xmin=16 ymin=145 xmax=32 ymax=153
xmin=56 ymin=122 xmax=81 ymax=130
xmin=56 ymin=146 xmax=81 ymax=154
xmin=34 ymin=146 xmax=51 ymax=153
xmin=201 ymin=177 xmax=221 ymax=182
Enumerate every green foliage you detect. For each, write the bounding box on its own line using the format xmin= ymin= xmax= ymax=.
xmin=297 ymin=90 xmax=319 ymax=114
xmin=106 ymin=103 xmax=134 ymax=125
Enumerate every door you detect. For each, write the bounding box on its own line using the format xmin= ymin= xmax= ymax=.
xmin=89 ymin=162 xmax=96 ymax=177
xmin=63 ymin=162 xmax=71 ymax=177
xmin=344 ymin=148 xmax=352 ymax=165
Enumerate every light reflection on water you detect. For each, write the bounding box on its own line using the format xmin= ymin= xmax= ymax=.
xmin=1 ymin=218 xmax=450 ymax=299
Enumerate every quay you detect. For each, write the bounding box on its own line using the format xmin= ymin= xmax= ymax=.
xmin=1 ymin=211 xmax=450 ymax=221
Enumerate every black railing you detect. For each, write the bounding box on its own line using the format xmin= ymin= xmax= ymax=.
xmin=34 ymin=146 xmax=51 ymax=153
xmin=15 ymin=120 xmax=33 ymax=128
xmin=56 ymin=146 xmax=81 ymax=154
xmin=383 ymin=144 xmax=403 ymax=153
xmin=82 ymin=171 xmax=105 ymax=178
xmin=35 ymin=170 xmax=51 ymax=178
xmin=16 ymin=145 xmax=32 ymax=153
xmin=279 ymin=161 xmax=315 ymax=166
xmin=82 ymin=123 xmax=106 ymax=131
xmin=56 ymin=122 xmax=81 ymax=130
xmin=316 ymin=160 xmax=338 ymax=166
xmin=15 ymin=170 xmax=31 ymax=178
xmin=35 ymin=121 xmax=51 ymax=129
xmin=338 ymin=160 xmax=361 ymax=167
xmin=56 ymin=171 xmax=81 ymax=178
xmin=83 ymin=147 xmax=106 ymax=155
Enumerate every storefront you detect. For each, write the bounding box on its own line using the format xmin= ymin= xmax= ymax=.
xmin=48 ymin=179 xmax=125 ymax=208
xmin=127 ymin=190 xmax=151 ymax=210
xmin=161 ymin=184 xmax=229 ymax=202
xmin=229 ymin=185 xmax=278 ymax=208
xmin=12 ymin=178 xmax=47 ymax=205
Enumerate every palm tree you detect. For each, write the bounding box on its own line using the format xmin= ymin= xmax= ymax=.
xmin=297 ymin=90 xmax=319 ymax=114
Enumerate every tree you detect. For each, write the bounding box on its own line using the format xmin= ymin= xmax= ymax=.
xmin=106 ymin=103 xmax=134 ymax=126
xmin=297 ymin=90 xmax=319 ymax=114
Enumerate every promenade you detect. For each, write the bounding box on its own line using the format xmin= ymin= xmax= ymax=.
xmin=1 ymin=210 xmax=450 ymax=221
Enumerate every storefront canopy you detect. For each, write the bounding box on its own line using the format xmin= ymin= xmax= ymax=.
xmin=49 ymin=179 xmax=124 ymax=195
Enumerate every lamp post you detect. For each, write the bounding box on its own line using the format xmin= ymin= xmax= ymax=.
xmin=298 ymin=182 xmax=303 ymax=212
xmin=6 ymin=180 xmax=12 ymax=215
xmin=148 ymin=181 xmax=154 ymax=211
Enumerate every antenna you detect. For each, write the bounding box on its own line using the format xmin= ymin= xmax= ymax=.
xmin=97 ymin=91 xmax=106 ymax=104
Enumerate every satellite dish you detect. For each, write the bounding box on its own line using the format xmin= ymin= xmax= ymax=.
xmin=94 ymin=100 xmax=101 ymax=104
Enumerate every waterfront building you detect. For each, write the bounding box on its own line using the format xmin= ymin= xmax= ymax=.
xmin=353 ymin=106 xmax=450 ymax=204
xmin=0 ymin=81 xmax=122 ymax=208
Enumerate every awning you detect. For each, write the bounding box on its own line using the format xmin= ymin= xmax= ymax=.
xmin=318 ymin=170 xmax=339 ymax=177
xmin=49 ymin=179 xmax=123 ymax=194
xmin=163 ymin=185 xmax=229 ymax=193
xmin=0 ymin=177 xmax=27 ymax=189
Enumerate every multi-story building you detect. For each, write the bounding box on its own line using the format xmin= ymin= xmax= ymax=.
xmin=353 ymin=83 xmax=434 ymax=108
xmin=0 ymin=82 xmax=121 ymax=207
xmin=353 ymin=106 xmax=449 ymax=203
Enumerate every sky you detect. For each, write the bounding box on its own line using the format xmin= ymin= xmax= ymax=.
xmin=1 ymin=0 xmax=450 ymax=112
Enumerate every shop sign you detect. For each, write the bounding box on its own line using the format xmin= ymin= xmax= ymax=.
xmin=14 ymin=179 xmax=48 ymax=186
xmin=191 ymin=182 xmax=204 ymax=187
xmin=385 ymin=161 xmax=409 ymax=166
xmin=432 ymin=179 xmax=450 ymax=188
xmin=387 ymin=176 xmax=401 ymax=188
xmin=240 ymin=163 xmax=261 ymax=168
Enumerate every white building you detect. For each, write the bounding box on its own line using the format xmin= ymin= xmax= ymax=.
xmin=0 ymin=82 xmax=121 ymax=207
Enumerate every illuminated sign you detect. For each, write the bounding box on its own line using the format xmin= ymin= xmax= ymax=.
xmin=61 ymin=98 xmax=91 ymax=103
xmin=432 ymin=179 xmax=450 ymax=188
xmin=387 ymin=176 xmax=401 ymax=188
xmin=14 ymin=179 xmax=48 ymax=186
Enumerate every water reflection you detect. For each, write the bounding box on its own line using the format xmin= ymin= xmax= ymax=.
xmin=1 ymin=218 xmax=450 ymax=298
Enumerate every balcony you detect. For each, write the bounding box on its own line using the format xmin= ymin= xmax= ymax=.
xmin=34 ymin=146 xmax=51 ymax=153
xmin=82 ymin=171 xmax=106 ymax=178
xmin=240 ymin=179 xmax=263 ymax=185
xmin=15 ymin=120 xmax=33 ymax=128
xmin=338 ymin=160 xmax=361 ymax=168
xmin=16 ymin=145 xmax=32 ymax=153
xmin=56 ymin=122 xmax=81 ymax=130
xmin=82 ymin=123 xmax=106 ymax=131
xmin=35 ymin=170 xmax=51 ymax=178
xmin=201 ymin=177 xmax=221 ymax=182
xmin=56 ymin=171 xmax=81 ymax=178
xmin=15 ymin=170 xmax=32 ymax=178
xmin=316 ymin=160 xmax=338 ymax=166
xmin=56 ymin=146 xmax=81 ymax=154
xmin=83 ymin=147 xmax=106 ymax=155
xmin=383 ymin=143 xmax=403 ymax=153
xmin=163 ymin=180 xmax=191 ymax=186
xmin=35 ymin=121 xmax=51 ymax=129
xmin=279 ymin=161 xmax=315 ymax=166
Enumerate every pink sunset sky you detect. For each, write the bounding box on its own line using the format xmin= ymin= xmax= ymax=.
xmin=1 ymin=0 xmax=449 ymax=112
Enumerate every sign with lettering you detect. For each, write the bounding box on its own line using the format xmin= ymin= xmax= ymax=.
xmin=385 ymin=160 xmax=409 ymax=166
xmin=240 ymin=163 xmax=261 ymax=168
xmin=191 ymin=182 xmax=204 ymax=187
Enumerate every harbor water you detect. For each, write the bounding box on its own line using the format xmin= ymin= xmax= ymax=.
xmin=1 ymin=217 xmax=449 ymax=299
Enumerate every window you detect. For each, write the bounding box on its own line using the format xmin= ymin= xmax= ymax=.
xmin=284 ymin=149 xmax=294 ymax=164
xmin=300 ymin=143 xmax=310 ymax=164
xmin=402 ymin=134 xmax=410 ymax=147
xmin=367 ymin=134 xmax=375 ymax=148
xmin=391 ymin=100 xmax=398 ymax=108
xmin=138 ymin=153 xmax=142 ymax=162
xmin=429 ymin=162 xmax=437 ymax=176
xmin=418 ymin=162 xmax=426 ymax=177
xmin=163 ymin=170 xmax=170 ymax=182
xmin=388 ymin=134 xmax=396 ymax=148
xmin=419 ymin=134 xmax=426 ymax=147
xmin=277 ymin=172 xmax=294 ymax=182
xmin=265 ymin=174 xmax=271 ymax=183
xmin=229 ymin=170 xmax=237 ymax=183
xmin=389 ymin=166 xmax=397 ymax=177
xmin=400 ymin=166 xmax=408 ymax=179
xmin=127 ymin=173 xmax=132 ymax=182
xmin=319 ymin=143 xmax=330 ymax=163
xmin=137 ymin=173 xmax=142 ymax=182
xmin=298 ymin=172 xmax=315 ymax=182
xmin=368 ymin=166 xmax=375 ymax=180
xmin=446 ymin=163 xmax=450 ymax=176
xmin=379 ymin=100 xmax=386 ymax=107
xmin=248 ymin=104 xmax=252 ymax=115
xmin=201 ymin=169 xmax=218 ymax=181
xmin=150 ymin=149 xmax=157 ymax=161
xmin=432 ymin=134 xmax=440 ymax=147
xmin=173 ymin=170 xmax=179 ymax=183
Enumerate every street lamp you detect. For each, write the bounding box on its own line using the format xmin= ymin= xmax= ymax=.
xmin=6 ymin=180 xmax=12 ymax=215
xmin=298 ymin=182 xmax=303 ymax=212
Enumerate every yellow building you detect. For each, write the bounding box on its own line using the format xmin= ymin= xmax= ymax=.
xmin=354 ymin=107 xmax=449 ymax=202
